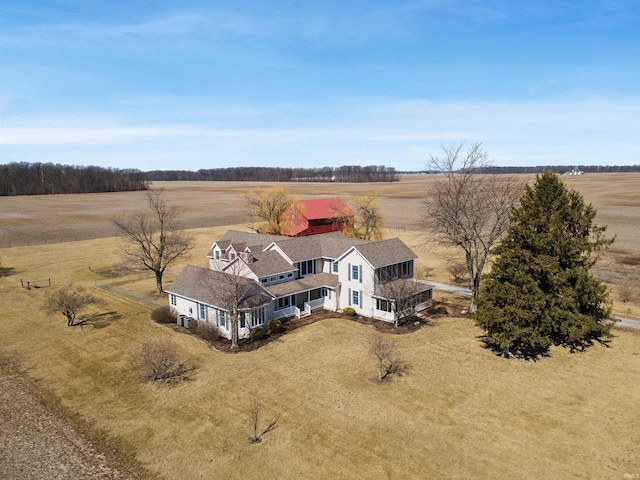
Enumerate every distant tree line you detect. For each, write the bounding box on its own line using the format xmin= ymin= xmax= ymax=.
xmin=476 ymin=165 xmax=640 ymax=174
xmin=405 ymin=165 xmax=640 ymax=175
xmin=0 ymin=163 xmax=148 ymax=196
xmin=145 ymin=165 xmax=400 ymax=183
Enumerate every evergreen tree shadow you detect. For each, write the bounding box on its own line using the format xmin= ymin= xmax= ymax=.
xmin=478 ymin=335 xmax=550 ymax=361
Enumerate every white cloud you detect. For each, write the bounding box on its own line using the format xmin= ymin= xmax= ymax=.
xmin=1 ymin=97 xmax=639 ymax=170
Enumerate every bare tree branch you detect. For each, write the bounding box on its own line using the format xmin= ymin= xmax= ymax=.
xmin=249 ymin=397 xmax=278 ymax=444
xmin=423 ymin=142 xmax=523 ymax=311
xmin=113 ymin=189 xmax=195 ymax=295
xmin=244 ymin=186 xmax=295 ymax=234
xmin=43 ymin=284 xmax=98 ymax=327
xmin=368 ymin=333 xmax=408 ymax=382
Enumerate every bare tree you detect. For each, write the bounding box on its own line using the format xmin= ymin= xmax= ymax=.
xmin=377 ymin=279 xmax=431 ymax=328
xmin=446 ymin=258 xmax=468 ymax=284
xmin=423 ymin=142 xmax=523 ymax=311
xmin=244 ymin=186 xmax=294 ymax=234
xmin=113 ymin=189 xmax=195 ymax=295
xmin=249 ymin=397 xmax=278 ymax=444
xmin=43 ymin=284 xmax=98 ymax=327
xmin=368 ymin=333 xmax=406 ymax=382
xmin=332 ymin=195 xmax=385 ymax=240
xmin=618 ymin=282 xmax=636 ymax=304
xmin=134 ymin=338 xmax=191 ymax=385
xmin=200 ymin=262 xmax=272 ymax=349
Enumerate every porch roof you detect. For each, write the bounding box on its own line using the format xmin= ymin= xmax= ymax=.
xmin=373 ymin=279 xmax=434 ymax=298
xmin=266 ymin=272 xmax=339 ymax=297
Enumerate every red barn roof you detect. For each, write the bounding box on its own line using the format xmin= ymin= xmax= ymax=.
xmin=280 ymin=198 xmax=354 ymax=237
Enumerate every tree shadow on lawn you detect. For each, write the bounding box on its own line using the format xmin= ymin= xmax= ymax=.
xmin=75 ymin=311 xmax=123 ymax=329
xmin=0 ymin=266 xmax=16 ymax=277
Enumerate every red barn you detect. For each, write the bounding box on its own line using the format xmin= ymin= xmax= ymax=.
xmin=280 ymin=198 xmax=354 ymax=237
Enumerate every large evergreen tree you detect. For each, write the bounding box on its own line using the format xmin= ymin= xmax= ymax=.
xmin=475 ymin=171 xmax=615 ymax=358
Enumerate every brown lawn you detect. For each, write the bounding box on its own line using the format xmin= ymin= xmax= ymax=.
xmin=1 ymin=207 xmax=639 ymax=478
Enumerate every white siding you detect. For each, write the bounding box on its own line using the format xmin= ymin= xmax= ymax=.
xmin=338 ymin=250 xmax=375 ymax=317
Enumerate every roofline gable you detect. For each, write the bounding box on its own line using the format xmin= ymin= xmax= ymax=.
xmin=334 ymin=245 xmax=375 ymax=270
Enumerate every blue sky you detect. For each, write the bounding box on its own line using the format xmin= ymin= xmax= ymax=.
xmin=1 ymin=1 xmax=639 ymax=171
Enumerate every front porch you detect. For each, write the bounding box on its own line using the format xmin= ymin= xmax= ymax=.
xmin=266 ymin=272 xmax=340 ymax=320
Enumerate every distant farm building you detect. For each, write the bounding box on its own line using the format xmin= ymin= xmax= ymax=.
xmin=279 ymin=198 xmax=355 ymax=237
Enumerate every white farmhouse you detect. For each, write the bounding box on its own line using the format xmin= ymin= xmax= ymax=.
xmin=166 ymin=230 xmax=433 ymax=340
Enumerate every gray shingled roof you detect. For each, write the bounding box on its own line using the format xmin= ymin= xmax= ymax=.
xmin=246 ymin=249 xmax=296 ymax=277
xmin=266 ymin=272 xmax=340 ymax=296
xmin=166 ymin=265 xmax=273 ymax=308
xmin=270 ymin=232 xmax=368 ymax=262
xmin=208 ymin=230 xmax=283 ymax=258
xmin=353 ymin=238 xmax=418 ymax=268
xmin=374 ymin=278 xmax=433 ymax=298
xmin=210 ymin=230 xmax=417 ymax=274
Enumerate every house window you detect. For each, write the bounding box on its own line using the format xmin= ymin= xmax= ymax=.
xmin=261 ymin=278 xmax=268 ymax=284
xmin=299 ymin=260 xmax=314 ymax=276
xmin=332 ymin=261 xmax=339 ymax=273
xmin=215 ymin=250 xmax=220 ymax=260
xmin=169 ymin=294 xmax=176 ymax=306
xmin=230 ymin=253 xmax=236 ymax=260
xmin=250 ymin=308 xmax=265 ymax=328
xmin=279 ymin=275 xmax=284 ymax=280
xmin=277 ymin=296 xmax=290 ymax=310
xmin=287 ymin=272 xmax=293 ymax=278
xmin=219 ymin=310 xmax=227 ymax=329
xmin=376 ymin=298 xmax=392 ymax=313
xmin=352 ymin=290 xmax=359 ymax=307
xmin=239 ymin=312 xmax=246 ymax=328
xmin=402 ymin=261 xmax=410 ymax=277
xmin=198 ymin=303 xmax=207 ymax=320
xmin=352 ymin=264 xmax=359 ymax=281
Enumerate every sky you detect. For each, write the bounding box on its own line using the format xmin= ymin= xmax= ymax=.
xmin=1 ymin=1 xmax=640 ymax=172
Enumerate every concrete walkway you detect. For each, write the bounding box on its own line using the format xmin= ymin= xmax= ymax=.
xmin=420 ymin=280 xmax=472 ymax=297
xmin=614 ymin=316 xmax=640 ymax=331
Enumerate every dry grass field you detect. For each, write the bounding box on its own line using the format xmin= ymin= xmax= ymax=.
xmin=0 ymin=174 xmax=639 ymax=479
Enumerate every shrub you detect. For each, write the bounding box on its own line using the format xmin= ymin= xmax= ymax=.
xmin=446 ymin=260 xmax=468 ymax=283
xmin=186 ymin=317 xmax=198 ymax=333
xmin=134 ymin=338 xmax=190 ymax=385
xmin=250 ymin=327 xmax=268 ymax=341
xmin=151 ymin=305 xmax=178 ymax=324
xmin=434 ymin=306 xmax=448 ymax=315
xmin=343 ymin=307 xmax=357 ymax=316
xmin=618 ymin=282 xmax=636 ymax=304
xmin=195 ymin=321 xmax=220 ymax=342
xmin=267 ymin=319 xmax=284 ymax=334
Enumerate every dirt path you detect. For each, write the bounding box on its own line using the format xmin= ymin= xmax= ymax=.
xmin=0 ymin=372 xmax=133 ymax=480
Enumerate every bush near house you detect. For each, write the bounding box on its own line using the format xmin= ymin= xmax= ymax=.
xmin=267 ymin=319 xmax=284 ymax=334
xmin=343 ymin=307 xmax=357 ymax=316
xmin=194 ymin=321 xmax=221 ymax=342
xmin=250 ymin=327 xmax=268 ymax=341
xmin=151 ymin=305 xmax=178 ymax=324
